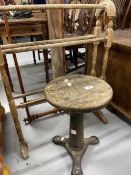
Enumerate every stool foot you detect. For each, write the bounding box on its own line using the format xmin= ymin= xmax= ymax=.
xmin=86 ymin=136 xmax=99 ymax=145
xmin=53 ymin=135 xmax=99 ymax=175
xmin=53 ymin=135 xmax=63 ymax=145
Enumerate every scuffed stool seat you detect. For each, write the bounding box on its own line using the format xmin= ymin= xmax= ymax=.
xmin=44 ymin=74 xmax=113 ymax=175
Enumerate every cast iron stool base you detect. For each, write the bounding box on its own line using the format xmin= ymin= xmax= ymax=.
xmin=53 ymin=113 xmax=99 ymax=175
xmin=53 ymin=136 xmax=99 ymax=175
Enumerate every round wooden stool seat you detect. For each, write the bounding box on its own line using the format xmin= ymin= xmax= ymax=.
xmin=44 ymin=74 xmax=113 ymax=113
xmin=44 ymin=74 xmax=113 ymax=175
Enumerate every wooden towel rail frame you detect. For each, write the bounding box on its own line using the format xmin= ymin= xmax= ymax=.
xmin=0 ymin=2 xmax=116 ymax=159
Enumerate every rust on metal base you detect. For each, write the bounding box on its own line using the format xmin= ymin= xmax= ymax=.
xmin=53 ymin=114 xmax=99 ymax=175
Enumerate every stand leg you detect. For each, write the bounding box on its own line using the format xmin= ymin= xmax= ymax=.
xmin=4 ymin=55 xmax=14 ymax=92
xmin=38 ymin=50 xmax=41 ymax=60
xmin=2 ymin=36 xmax=14 ymax=92
xmin=53 ymin=113 xmax=99 ymax=175
xmin=0 ymin=53 xmax=29 ymax=159
xmin=43 ymin=50 xmax=49 ymax=83
xmin=69 ymin=49 xmax=73 ymax=63
xmin=32 ymin=50 xmax=36 ymax=65
xmin=9 ymin=102 xmax=29 ymax=160
xmin=73 ymin=47 xmax=78 ymax=68
xmin=12 ymin=53 xmax=31 ymax=122
xmin=94 ymin=111 xmax=108 ymax=124
xmin=30 ymin=35 xmax=37 ymax=64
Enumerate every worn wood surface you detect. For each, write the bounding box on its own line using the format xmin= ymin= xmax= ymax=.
xmin=106 ymin=30 xmax=131 ymax=121
xmin=0 ymin=13 xmax=48 ymax=37
xmin=0 ymin=4 xmax=107 ymax=11
xmin=44 ymin=74 xmax=113 ymax=113
xmin=0 ymin=34 xmax=95 ymax=50
xmin=86 ymin=29 xmax=131 ymax=122
xmin=112 ymin=29 xmax=131 ymax=51
xmin=1 ymin=37 xmax=105 ymax=54
xmin=47 ymin=0 xmax=65 ymax=78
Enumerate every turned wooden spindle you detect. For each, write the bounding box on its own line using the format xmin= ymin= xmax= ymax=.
xmin=91 ymin=18 xmax=101 ymax=76
xmin=101 ymin=18 xmax=113 ymax=80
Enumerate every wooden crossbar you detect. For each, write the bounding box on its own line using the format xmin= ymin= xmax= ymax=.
xmin=0 ymin=35 xmax=95 ymax=50
xmin=14 ymin=88 xmax=44 ymax=99
xmin=16 ymin=97 xmax=46 ymax=109
xmin=0 ymin=4 xmax=106 ymax=11
xmin=1 ymin=37 xmax=105 ymax=54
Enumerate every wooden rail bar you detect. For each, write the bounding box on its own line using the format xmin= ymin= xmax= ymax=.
xmin=16 ymin=97 xmax=46 ymax=108
xmin=2 ymin=37 xmax=105 ymax=54
xmin=0 ymin=35 xmax=95 ymax=50
xmin=0 ymin=4 xmax=106 ymax=11
xmin=30 ymin=108 xmax=59 ymax=119
xmin=14 ymin=89 xmax=44 ymax=99
xmin=24 ymin=107 xmax=59 ymax=124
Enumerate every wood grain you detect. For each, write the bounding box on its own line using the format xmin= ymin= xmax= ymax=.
xmin=47 ymin=0 xmax=65 ymax=78
xmin=0 ymin=13 xmax=48 ymax=37
xmin=44 ymin=74 xmax=113 ymax=113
